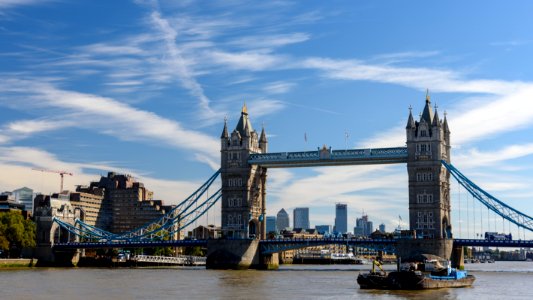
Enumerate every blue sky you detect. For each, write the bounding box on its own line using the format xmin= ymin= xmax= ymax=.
xmin=1 ymin=0 xmax=533 ymax=238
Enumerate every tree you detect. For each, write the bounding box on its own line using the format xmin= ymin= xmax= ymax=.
xmin=0 ymin=211 xmax=36 ymax=257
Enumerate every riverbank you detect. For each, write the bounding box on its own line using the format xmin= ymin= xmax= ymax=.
xmin=0 ymin=258 xmax=37 ymax=268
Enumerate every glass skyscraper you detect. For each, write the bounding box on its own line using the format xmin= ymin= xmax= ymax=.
xmin=266 ymin=216 xmax=277 ymax=233
xmin=334 ymin=203 xmax=348 ymax=234
xmin=276 ymin=208 xmax=290 ymax=231
xmin=293 ymin=207 xmax=310 ymax=229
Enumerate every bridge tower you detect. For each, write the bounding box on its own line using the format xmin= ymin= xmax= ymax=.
xmin=220 ymin=104 xmax=268 ymax=239
xmin=403 ymin=93 xmax=454 ymax=258
xmin=406 ymin=94 xmax=452 ymax=239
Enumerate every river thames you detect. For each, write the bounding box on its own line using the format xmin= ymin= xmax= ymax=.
xmin=1 ymin=261 xmax=532 ymax=299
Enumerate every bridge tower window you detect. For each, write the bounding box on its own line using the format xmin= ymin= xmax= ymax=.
xmin=416 ymin=193 xmax=433 ymax=203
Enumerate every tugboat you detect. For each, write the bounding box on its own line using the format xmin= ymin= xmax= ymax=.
xmin=357 ymin=254 xmax=475 ymax=290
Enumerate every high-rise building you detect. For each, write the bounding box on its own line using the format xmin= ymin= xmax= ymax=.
xmin=379 ymin=223 xmax=386 ymax=233
xmin=276 ymin=208 xmax=290 ymax=231
xmin=12 ymin=187 xmax=34 ymax=215
xmin=354 ymin=214 xmax=374 ymax=237
xmin=334 ymin=203 xmax=348 ymax=234
xmin=315 ymin=225 xmax=332 ymax=235
xmin=293 ymin=207 xmax=310 ymax=229
xmin=266 ymin=216 xmax=277 ymax=233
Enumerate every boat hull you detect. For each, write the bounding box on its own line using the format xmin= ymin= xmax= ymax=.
xmin=357 ymin=271 xmax=475 ymax=290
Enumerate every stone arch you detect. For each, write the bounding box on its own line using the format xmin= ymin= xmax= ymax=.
xmin=442 ymin=216 xmax=452 ymax=239
xmin=248 ymin=219 xmax=259 ymax=238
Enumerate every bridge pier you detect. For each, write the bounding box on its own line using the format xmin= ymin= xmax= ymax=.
xmin=451 ymin=245 xmax=465 ymax=270
xmin=206 ymin=239 xmax=278 ymax=270
xmin=396 ymin=239 xmax=453 ymax=261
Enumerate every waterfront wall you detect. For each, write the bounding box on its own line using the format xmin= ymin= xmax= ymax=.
xmin=0 ymin=258 xmax=37 ymax=268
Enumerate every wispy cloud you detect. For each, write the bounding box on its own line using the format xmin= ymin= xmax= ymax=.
xmin=0 ymin=0 xmax=47 ymax=9
xmin=262 ymin=81 xmax=295 ymax=95
xmin=209 ymin=50 xmax=288 ymax=71
xmin=0 ymin=146 xmax=213 ymax=208
xmin=247 ymin=99 xmax=286 ymax=118
xmin=0 ymin=78 xmax=220 ymax=168
xmin=149 ymin=10 xmax=220 ymax=122
xmin=229 ymin=32 xmax=310 ymax=49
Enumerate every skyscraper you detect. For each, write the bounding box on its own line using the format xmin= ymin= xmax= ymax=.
xmin=276 ymin=208 xmax=290 ymax=231
xmin=293 ymin=207 xmax=310 ymax=229
xmin=379 ymin=223 xmax=386 ymax=233
xmin=334 ymin=203 xmax=348 ymax=234
xmin=266 ymin=216 xmax=277 ymax=233
xmin=354 ymin=214 xmax=374 ymax=237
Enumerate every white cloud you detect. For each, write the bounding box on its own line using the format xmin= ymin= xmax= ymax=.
xmin=300 ymin=57 xmax=528 ymax=95
xmin=449 ymin=86 xmax=533 ymax=145
xmin=0 ymin=0 xmax=46 ymax=9
xmin=0 ymin=79 xmax=220 ymax=167
xmin=454 ymin=143 xmax=533 ymax=168
xmin=247 ymin=99 xmax=285 ymax=118
xmin=262 ymin=81 xmax=295 ymax=95
xmin=229 ymin=33 xmax=310 ymax=49
xmin=149 ymin=10 xmax=221 ymax=122
xmin=0 ymin=146 xmax=212 ymax=208
xmin=209 ymin=50 xmax=287 ymax=71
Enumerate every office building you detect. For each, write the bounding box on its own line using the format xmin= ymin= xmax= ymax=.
xmin=354 ymin=214 xmax=373 ymax=237
xmin=293 ymin=207 xmax=310 ymax=229
xmin=276 ymin=208 xmax=290 ymax=231
xmin=12 ymin=187 xmax=34 ymax=215
xmin=266 ymin=216 xmax=277 ymax=233
xmin=379 ymin=223 xmax=386 ymax=233
xmin=334 ymin=203 xmax=348 ymax=234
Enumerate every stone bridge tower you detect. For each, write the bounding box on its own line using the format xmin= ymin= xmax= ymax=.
xmin=220 ymin=104 xmax=268 ymax=239
xmin=403 ymin=94 xmax=453 ymax=259
xmin=406 ymin=94 xmax=452 ymax=239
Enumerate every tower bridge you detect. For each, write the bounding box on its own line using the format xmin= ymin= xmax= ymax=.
xmin=41 ymin=95 xmax=533 ymax=269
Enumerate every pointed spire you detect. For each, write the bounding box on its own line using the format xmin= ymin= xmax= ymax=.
xmin=406 ymin=105 xmax=416 ymax=129
xmin=259 ymin=124 xmax=267 ymax=144
xmin=421 ymin=90 xmax=433 ymax=124
xmin=235 ymin=101 xmax=253 ymax=136
xmin=221 ymin=116 xmax=229 ymax=138
xmin=443 ymin=111 xmax=450 ymax=133
xmin=432 ymin=105 xmax=440 ymax=127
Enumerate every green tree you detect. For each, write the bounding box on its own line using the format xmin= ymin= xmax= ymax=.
xmin=0 ymin=211 xmax=36 ymax=257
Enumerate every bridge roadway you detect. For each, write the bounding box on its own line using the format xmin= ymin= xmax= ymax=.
xmin=53 ymin=238 xmax=533 ymax=253
xmin=248 ymin=147 xmax=408 ymax=168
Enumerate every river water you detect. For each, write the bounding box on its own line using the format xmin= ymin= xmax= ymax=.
xmin=1 ymin=261 xmax=532 ymax=299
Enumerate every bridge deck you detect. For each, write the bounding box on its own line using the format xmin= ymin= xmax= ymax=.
xmin=53 ymin=238 xmax=533 ymax=253
xmin=248 ymin=147 xmax=408 ymax=168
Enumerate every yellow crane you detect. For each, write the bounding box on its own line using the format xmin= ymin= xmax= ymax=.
xmin=32 ymin=168 xmax=74 ymax=192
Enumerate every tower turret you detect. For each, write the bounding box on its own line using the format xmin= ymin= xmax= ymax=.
xmin=259 ymin=125 xmax=268 ymax=153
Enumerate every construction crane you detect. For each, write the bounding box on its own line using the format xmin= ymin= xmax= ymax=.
xmin=32 ymin=168 xmax=74 ymax=192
